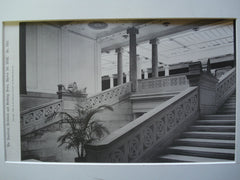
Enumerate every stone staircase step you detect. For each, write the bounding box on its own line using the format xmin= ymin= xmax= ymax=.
xmin=218 ymin=112 xmax=235 ymax=115
xmin=175 ymin=138 xmax=235 ymax=149
xmin=130 ymin=92 xmax=178 ymax=100
xmin=226 ymin=100 xmax=236 ymax=103
xmin=190 ymin=125 xmax=235 ymax=132
xmin=195 ymin=120 xmax=235 ymax=126
xmin=168 ymin=146 xmax=234 ymax=160
xmin=218 ymin=108 xmax=236 ymax=113
xmin=201 ymin=114 xmax=235 ymax=120
xmin=219 ymin=106 xmax=236 ymax=109
xmin=182 ymin=131 xmax=235 ymax=140
xmin=153 ymin=93 xmax=236 ymax=162
xmin=219 ymin=112 xmax=236 ymax=114
xmin=222 ymin=103 xmax=236 ymax=107
xmin=220 ymin=107 xmax=236 ymax=111
xmin=156 ymin=154 xmax=232 ymax=162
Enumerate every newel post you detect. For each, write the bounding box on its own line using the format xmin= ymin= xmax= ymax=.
xmin=187 ymin=61 xmax=218 ymax=115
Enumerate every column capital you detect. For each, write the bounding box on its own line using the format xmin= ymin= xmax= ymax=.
xmin=115 ymin=47 xmax=124 ymax=53
xmin=127 ymin=27 xmax=139 ymax=35
xmin=109 ymin=74 xmax=114 ymax=78
xmin=150 ymin=38 xmax=159 ymax=45
xmin=143 ymin=68 xmax=148 ymax=73
xmin=164 ymin=64 xmax=169 ymax=68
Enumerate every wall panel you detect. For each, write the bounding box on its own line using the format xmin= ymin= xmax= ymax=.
xmin=25 ymin=23 xmax=100 ymax=95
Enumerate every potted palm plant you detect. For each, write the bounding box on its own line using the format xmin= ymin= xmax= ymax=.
xmin=57 ymin=104 xmax=113 ymax=162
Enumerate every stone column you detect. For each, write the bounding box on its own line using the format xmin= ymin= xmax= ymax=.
xmin=127 ymin=27 xmax=139 ymax=92
xmin=144 ymin=69 xmax=148 ymax=79
xmin=150 ymin=38 xmax=159 ymax=78
xmin=116 ymin=48 xmax=123 ymax=85
xmin=109 ymin=75 xmax=114 ymax=88
xmin=126 ymin=72 xmax=130 ymax=82
xmin=137 ymin=55 xmax=142 ymax=79
xmin=164 ymin=65 xmax=169 ymax=76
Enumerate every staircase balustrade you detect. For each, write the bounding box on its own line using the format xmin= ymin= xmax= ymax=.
xmin=21 ymin=83 xmax=131 ymax=136
xmin=21 ymin=99 xmax=63 ymax=135
xmin=84 ymin=82 xmax=131 ymax=108
xmin=86 ymin=86 xmax=199 ymax=162
xmin=216 ymin=68 xmax=236 ymax=108
xmin=138 ymin=75 xmax=189 ymax=93
xmin=20 ymin=68 xmax=235 ymax=162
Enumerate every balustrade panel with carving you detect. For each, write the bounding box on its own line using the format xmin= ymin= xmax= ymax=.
xmin=138 ymin=75 xmax=189 ymax=93
xmin=84 ymin=82 xmax=131 ymax=108
xmin=86 ymin=87 xmax=199 ymax=162
xmin=21 ymin=100 xmax=63 ymax=135
xmin=216 ymin=68 xmax=236 ymax=107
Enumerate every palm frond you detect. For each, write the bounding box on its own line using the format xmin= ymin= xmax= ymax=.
xmin=57 ymin=104 xmax=112 ymax=158
xmin=83 ymin=105 xmax=113 ymax=129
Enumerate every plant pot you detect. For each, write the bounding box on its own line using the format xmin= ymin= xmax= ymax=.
xmin=75 ymin=156 xmax=86 ymax=162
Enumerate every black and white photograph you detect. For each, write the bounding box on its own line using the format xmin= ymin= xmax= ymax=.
xmin=19 ymin=19 xmax=236 ymax=163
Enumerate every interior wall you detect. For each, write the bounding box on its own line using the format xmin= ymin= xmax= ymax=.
xmin=25 ymin=23 xmax=101 ymax=96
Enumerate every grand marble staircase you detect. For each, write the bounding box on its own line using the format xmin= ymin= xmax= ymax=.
xmin=21 ymin=67 xmax=236 ymax=162
xmin=154 ymin=93 xmax=236 ymax=162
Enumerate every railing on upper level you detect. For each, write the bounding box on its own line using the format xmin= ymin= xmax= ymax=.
xmin=86 ymin=86 xmax=199 ymax=162
xmin=137 ymin=74 xmax=189 ymax=93
xmin=83 ymin=82 xmax=131 ymax=108
xmin=21 ymin=99 xmax=63 ymax=136
xmin=216 ymin=67 xmax=236 ymax=108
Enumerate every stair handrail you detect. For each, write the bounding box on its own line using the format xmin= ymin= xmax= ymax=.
xmin=218 ymin=67 xmax=236 ymax=82
xmin=21 ymin=83 xmax=131 ymax=136
xmin=137 ymin=74 xmax=189 ymax=93
xmin=83 ymin=82 xmax=131 ymax=108
xmin=216 ymin=67 xmax=236 ymax=108
xmin=86 ymin=86 xmax=199 ymax=162
xmin=21 ymin=99 xmax=63 ymax=136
